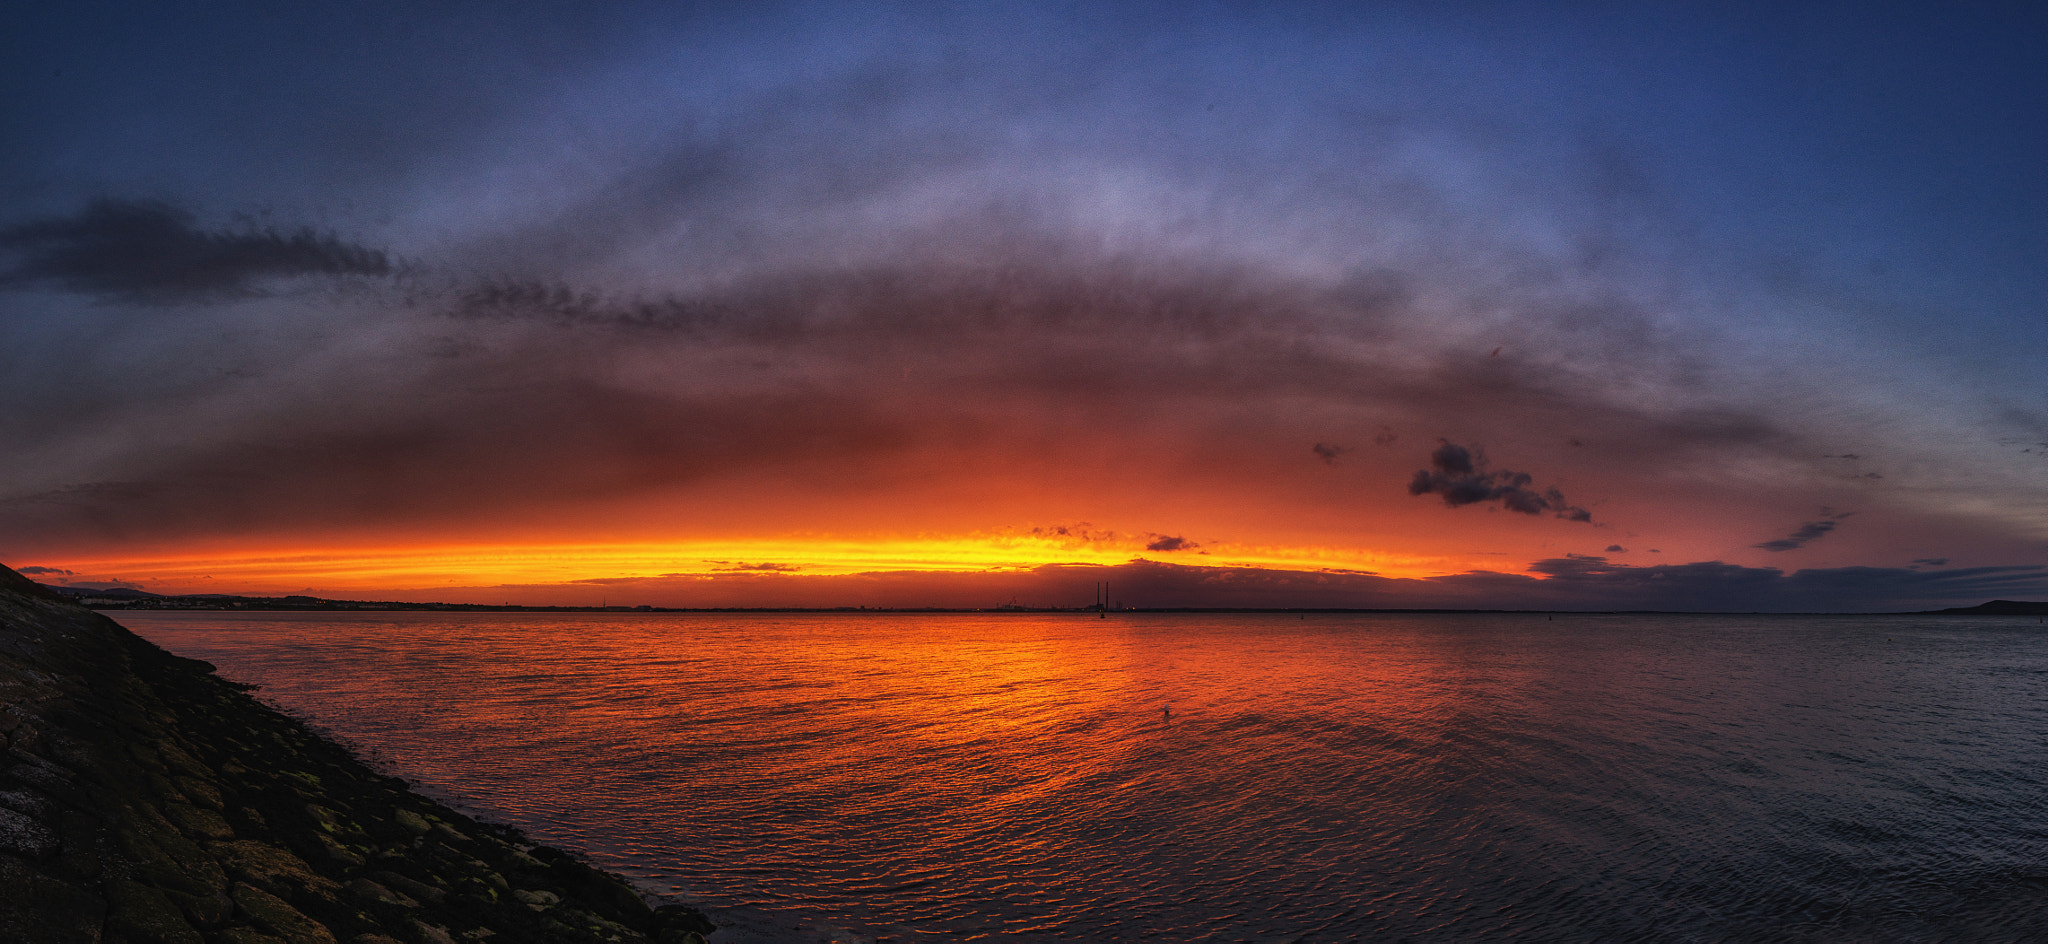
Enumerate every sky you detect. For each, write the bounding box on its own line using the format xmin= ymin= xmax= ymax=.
xmin=4 ymin=1 xmax=2046 ymax=611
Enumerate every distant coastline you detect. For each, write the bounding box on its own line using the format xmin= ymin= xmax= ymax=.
xmin=40 ymin=583 xmax=2048 ymax=616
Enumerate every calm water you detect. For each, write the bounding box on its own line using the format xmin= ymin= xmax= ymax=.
xmin=119 ymin=611 xmax=2048 ymax=942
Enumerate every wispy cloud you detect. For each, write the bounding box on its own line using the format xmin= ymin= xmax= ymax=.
xmin=1753 ymin=509 xmax=1853 ymax=552
xmin=0 ymin=199 xmax=394 ymax=304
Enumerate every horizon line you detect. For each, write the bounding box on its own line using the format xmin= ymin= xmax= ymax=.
xmin=42 ymin=583 xmax=2044 ymax=618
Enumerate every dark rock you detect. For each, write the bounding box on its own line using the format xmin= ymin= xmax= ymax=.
xmin=0 ymin=859 xmax=105 ymax=943
xmin=178 ymin=775 xmax=226 ymax=810
xmin=233 ymin=805 xmax=269 ymax=832
xmin=372 ymin=870 xmax=447 ymax=906
xmin=532 ymin=843 xmax=659 ymax=920
xmin=214 ymin=838 xmax=337 ymax=898
xmin=117 ymin=828 xmax=223 ymax=900
xmin=2 ymin=561 xmax=710 ymax=943
xmin=654 ymin=902 xmax=719 ymax=936
xmin=219 ymin=929 xmax=289 ymax=944
xmin=0 ymin=806 xmax=58 ymax=857
xmin=311 ymin=832 xmax=364 ymax=867
xmin=7 ymin=755 xmax=74 ymax=793
xmin=392 ymin=809 xmax=431 ymax=835
xmin=107 ymin=877 xmax=206 ymax=944
xmin=167 ymin=884 xmax=235 ymax=927
xmin=345 ymin=877 xmax=418 ymax=908
xmin=302 ymin=803 xmax=342 ymax=833
xmin=166 ymin=800 xmax=235 ymax=840
xmin=0 ymin=785 xmax=54 ymax=816
xmin=57 ymin=845 xmax=103 ymax=881
xmin=232 ymin=882 xmax=338 ymax=944
xmin=513 ymin=887 xmax=561 ymax=911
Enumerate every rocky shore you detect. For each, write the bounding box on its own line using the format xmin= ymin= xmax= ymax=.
xmin=0 ymin=563 xmax=715 ymax=943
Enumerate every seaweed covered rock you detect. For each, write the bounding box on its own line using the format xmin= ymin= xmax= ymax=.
xmin=0 ymin=563 xmax=715 ymax=943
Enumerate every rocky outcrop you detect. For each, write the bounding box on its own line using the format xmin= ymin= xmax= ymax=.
xmin=0 ymin=563 xmax=714 ymax=943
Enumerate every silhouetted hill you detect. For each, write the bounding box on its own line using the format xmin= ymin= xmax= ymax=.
xmin=1930 ymin=600 xmax=2048 ymax=616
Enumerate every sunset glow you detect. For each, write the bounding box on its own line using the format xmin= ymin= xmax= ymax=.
xmin=4 ymin=4 xmax=2045 ymax=611
xmin=41 ymin=535 xmax=1476 ymax=600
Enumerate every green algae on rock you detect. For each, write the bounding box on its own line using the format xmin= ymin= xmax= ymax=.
xmin=0 ymin=563 xmax=715 ymax=944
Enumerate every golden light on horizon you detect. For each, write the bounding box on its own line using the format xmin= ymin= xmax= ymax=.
xmin=35 ymin=531 xmax=1486 ymax=599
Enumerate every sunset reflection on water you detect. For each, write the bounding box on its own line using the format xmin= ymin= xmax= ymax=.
xmin=122 ymin=611 xmax=2048 ymax=942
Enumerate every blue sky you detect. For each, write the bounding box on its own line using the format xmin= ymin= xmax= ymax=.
xmin=4 ymin=1 xmax=2045 ymax=609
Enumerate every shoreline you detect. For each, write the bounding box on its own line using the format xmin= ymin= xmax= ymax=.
xmin=0 ymin=563 xmax=715 ymax=943
xmin=43 ymin=581 xmax=2048 ymax=617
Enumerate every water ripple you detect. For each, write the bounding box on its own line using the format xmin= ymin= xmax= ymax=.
xmin=120 ymin=611 xmax=2048 ymax=942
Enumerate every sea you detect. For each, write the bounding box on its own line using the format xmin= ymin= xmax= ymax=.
xmin=118 ymin=610 xmax=2048 ymax=943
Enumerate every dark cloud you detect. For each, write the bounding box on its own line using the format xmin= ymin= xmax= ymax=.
xmin=1820 ymin=454 xmax=1883 ymax=480
xmin=708 ymin=561 xmax=803 ymax=572
xmin=3 ymin=3 xmax=2043 ymax=607
xmin=1145 ymin=534 xmax=1197 ymax=552
xmin=1605 ymin=544 xmax=1626 ymax=552
xmin=0 ymin=378 xmax=921 ymax=547
xmin=443 ymin=260 xmax=1351 ymax=348
xmin=1910 ymin=557 xmax=1949 ymax=567
xmin=40 ymin=581 xmax=150 ymax=593
xmin=1510 ymin=557 xmax=2048 ymax=612
xmin=15 ymin=565 xmax=72 ymax=576
xmin=1029 ymin=525 xmax=1119 ymax=545
xmin=451 ymin=279 xmax=745 ymax=334
xmin=427 ymin=557 xmax=2048 ymax=613
xmin=1753 ymin=510 xmax=1852 ymax=552
xmin=0 ymin=251 xmax=1833 ymax=558
xmin=0 ymin=199 xmax=393 ymax=304
xmin=1407 ymin=440 xmax=1593 ymax=522
xmin=1754 ymin=521 xmax=1836 ymax=552
xmin=1 ymin=480 xmax=168 ymax=509
xmin=416 ymin=262 xmax=1805 ymax=533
